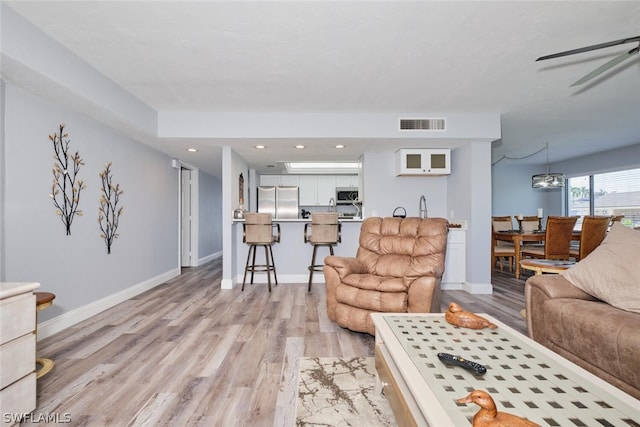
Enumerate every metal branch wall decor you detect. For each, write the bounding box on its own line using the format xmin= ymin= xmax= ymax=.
xmin=98 ymin=162 xmax=124 ymax=254
xmin=48 ymin=123 xmax=86 ymax=235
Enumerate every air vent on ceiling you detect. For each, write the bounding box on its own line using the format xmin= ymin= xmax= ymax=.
xmin=399 ymin=118 xmax=446 ymax=131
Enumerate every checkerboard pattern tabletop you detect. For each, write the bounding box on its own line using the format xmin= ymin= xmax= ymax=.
xmin=384 ymin=315 xmax=640 ymax=427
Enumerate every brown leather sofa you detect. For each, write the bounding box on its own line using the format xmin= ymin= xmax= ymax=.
xmin=324 ymin=217 xmax=449 ymax=335
xmin=525 ymin=274 xmax=640 ymax=400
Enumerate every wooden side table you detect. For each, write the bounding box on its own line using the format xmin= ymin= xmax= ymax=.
xmin=520 ymin=259 xmax=575 ymax=275
xmin=35 ymin=292 xmax=56 ymax=379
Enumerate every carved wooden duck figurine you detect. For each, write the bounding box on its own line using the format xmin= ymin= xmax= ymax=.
xmin=445 ymin=302 xmax=497 ymax=329
xmin=457 ymin=390 xmax=540 ymax=427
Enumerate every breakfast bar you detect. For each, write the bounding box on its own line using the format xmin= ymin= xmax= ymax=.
xmin=230 ymin=217 xmax=468 ymax=291
xmin=231 ymin=217 xmax=363 ymax=285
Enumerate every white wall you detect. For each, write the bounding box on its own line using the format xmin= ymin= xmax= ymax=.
xmin=362 ymin=144 xmax=493 ymax=292
xmin=451 ymin=142 xmax=492 ymax=292
xmin=1 ymin=6 xmax=224 ymax=337
xmin=492 ymin=142 xmax=640 ymax=219
xmin=554 ymin=143 xmax=640 ymax=177
xmin=2 ymin=83 xmax=179 ymax=325
xmin=221 ymin=147 xmax=249 ymax=288
xmin=0 ymin=80 xmax=6 ymax=280
xmin=159 ymin=112 xmax=501 ymax=140
xmin=1 ymin=5 xmax=157 ymax=140
xmin=361 ymin=151 xmax=448 ymax=219
xmin=491 ymin=162 xmax=558 ymax=218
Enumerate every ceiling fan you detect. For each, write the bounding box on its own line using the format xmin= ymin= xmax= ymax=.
xmin=536 ymin=35 xmax=640 ymax=86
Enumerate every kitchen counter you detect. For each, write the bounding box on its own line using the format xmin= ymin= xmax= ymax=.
xmin=229 ymin=217 xmax=468 ymax=289
xmin=232 ymin=217 xmax=363 ymax=223
xmin=231 ymin=218 xmax=362 ymax=285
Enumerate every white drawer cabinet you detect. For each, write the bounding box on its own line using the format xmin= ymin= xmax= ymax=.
xmin=0 ymin=282 xmax=40 ymax=426
xmin=0 ymin=334 xmax=35 ymax=389
xmin=442 ymin=229 xmax=466 ymax=287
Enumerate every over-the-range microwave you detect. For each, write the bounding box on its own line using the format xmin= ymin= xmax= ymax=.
xmin=336 ymin=187 xmax=359 ymax=205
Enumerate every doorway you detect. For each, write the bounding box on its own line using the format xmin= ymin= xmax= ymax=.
xmin=181 ymin=168 xmax=191 ymax=266
xmin=180 ymin=166 xmax=199 ymax=267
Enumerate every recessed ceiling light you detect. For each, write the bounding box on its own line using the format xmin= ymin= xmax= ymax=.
xmin=335 ymin=144 xmax=345 ymax=149
xmin=295 ymin=144 xmax=305 ymax=149
xmin=187 ymin=148 xmax=198 ymax=152
xmin=255 ymin=145 xmax=266 ymax=149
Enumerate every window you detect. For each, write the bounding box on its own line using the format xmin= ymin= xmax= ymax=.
xmin=566 ymin=168 xmax=640 ymax=228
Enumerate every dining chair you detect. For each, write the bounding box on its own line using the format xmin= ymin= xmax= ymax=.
xmin=521 ymin=216 xmax=579 ymax=264
xmin=569 ymin=216 xmax=610 ymax=261
xmin=521 ymin=215 xmax=540 ymax=232
xmin=242 ymin=213 xmax=280 ymax=292
xmin=492 ymin=216 xmax=515 ymax=271
xmin=609 ymin=214 xmax=624 ymax=228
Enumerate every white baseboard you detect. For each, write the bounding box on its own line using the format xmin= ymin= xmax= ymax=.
xmin=443 ymin=281 xmax=493 ymax=294
xmin=37 ymin=267 xmax=181 ymax=340
xmin=221 ymin=278 xmax=233 ymax=290
xmin=463 ymin=281 xmax=493 ymax=294
xmin=198 ymin=250 xmax=222 ymax=265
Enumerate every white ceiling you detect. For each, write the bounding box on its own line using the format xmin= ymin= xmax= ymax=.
xmin=5 ymin=1 xmax=640 ymax=177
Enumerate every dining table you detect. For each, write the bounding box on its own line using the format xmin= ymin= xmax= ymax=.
xmin=493 ymin=230 xmax=580 ymax=279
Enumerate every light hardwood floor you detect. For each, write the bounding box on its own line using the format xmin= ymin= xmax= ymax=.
xmin=29 ymin=258 xmax=528 ymax=426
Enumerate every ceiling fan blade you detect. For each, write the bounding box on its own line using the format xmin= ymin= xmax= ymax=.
xmin=536 ymin=35 xmax=640 ymax=61
xmin=570 ymin=45 xmax=639 ymax=86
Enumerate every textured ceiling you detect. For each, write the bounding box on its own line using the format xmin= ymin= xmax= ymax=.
xmin=5 ymin=1 xmax=640 ymax=176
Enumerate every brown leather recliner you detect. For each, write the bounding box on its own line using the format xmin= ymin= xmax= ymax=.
xmin=323 ymin=217 xmax=449 ymax=335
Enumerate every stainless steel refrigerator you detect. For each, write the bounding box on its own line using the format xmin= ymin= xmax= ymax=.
xmin=257 ymin=186 xmax=299 ymax=219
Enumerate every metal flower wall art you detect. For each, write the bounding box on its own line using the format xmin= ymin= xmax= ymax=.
xmin=98 ymin=162 xmax=124 ymax=254
xmin=48 ymin=124 xmax=86 ymax=235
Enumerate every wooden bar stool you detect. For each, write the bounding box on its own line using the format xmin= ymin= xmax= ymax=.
xmin=304 ymin=212 xmax=341 ymax=292
xmin=242 ymin=213 xmax=280 ymax=292
xmin=35 ymin=292 xmax=55 ymax=379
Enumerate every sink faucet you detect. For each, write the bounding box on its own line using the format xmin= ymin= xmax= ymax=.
xmin=419 ymin=195 xmax=427 ymax=219
xmin=328 ymin=197 xmax=336 ymax=212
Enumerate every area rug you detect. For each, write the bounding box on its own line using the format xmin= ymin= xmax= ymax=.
xmin=295 ymin=357 xmax=395 ymax=426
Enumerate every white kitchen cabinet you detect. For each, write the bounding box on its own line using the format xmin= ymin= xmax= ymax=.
xmin=442 ymin=229 xmax=465 ymax=287
xmin=279 ymin=175 xmax=299 ymax=187
xmin=259 ymin=175 xmax=280 ymax=186
xmin=316 ymin=176 xmax=336 ymax=205
xmin=1 ymin=282 xmax=40 ymax=426
xmin=261 ymin=174 xmax=355 ymax=206
xmin=299 ymin=175 xmax=337 ymax=206
xmin=335 ymin=175 xmax=358 ymax=187
xmin=298 ymin=175 xmax=318 ymax=205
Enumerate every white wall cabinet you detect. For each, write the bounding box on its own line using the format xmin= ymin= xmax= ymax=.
xmin=299 ymin=176 xmax=336 ymax=206
xmin=279 ymin=175 xmax=299 ymax=187
xmin=335 ymin=175 xmax=358 ymax=187
xmin=298 ymin=176 xmax=318 ymax=205
xmin=442 ymin=229 xmax=466 ymax=287
xmin=316 ymin=176 xmax=337 ymax=205
xmin=259 ymin=175 xmax=280 ymax=186
xmin=396 ymin=149 xmax=451 ymax=176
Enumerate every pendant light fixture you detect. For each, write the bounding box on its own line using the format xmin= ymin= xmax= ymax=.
xmin=532 ymin=143 xmax=564 ymax=188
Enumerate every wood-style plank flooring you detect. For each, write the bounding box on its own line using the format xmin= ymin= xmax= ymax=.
xmin=29 ymin=258 xmax=529 ymax=426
